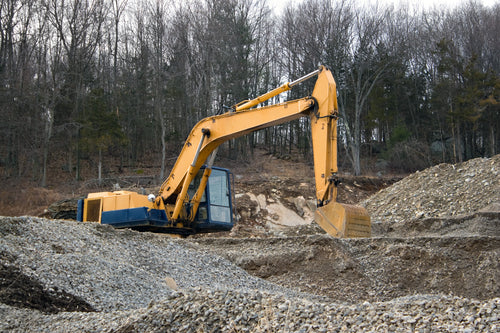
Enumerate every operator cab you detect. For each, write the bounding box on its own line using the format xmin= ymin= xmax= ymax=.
xmin=188 ymin=166 xmax=234 ymax=233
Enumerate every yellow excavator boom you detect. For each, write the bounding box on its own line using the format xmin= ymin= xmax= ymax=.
xmin=155 ymin=65 xmax=370 ymax=237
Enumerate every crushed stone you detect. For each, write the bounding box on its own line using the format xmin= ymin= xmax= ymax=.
xmin=363 ymin=155 xmax=500 ymax=224
xmin=0 ymin=216 xmax=311 ymax=313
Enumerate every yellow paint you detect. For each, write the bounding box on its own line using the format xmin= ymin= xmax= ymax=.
xmin=315 ymin=202 xmax=371 ymax=238
xmin=83 ymin=191 xmax=164 ymax=222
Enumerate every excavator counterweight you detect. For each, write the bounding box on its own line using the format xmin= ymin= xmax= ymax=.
xmin=77 ymin=66 xmax=371 ymax=238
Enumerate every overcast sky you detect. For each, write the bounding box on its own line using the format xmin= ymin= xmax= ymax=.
xmin=267 ymin=0 xmax=499 ymax=13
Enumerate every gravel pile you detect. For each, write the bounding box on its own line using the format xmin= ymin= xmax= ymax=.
xmin=363 ymin=155 xmax=500 ymax=224
xmin=2 ymin=289 xmax=498 ymax=332
xmin=107 ymin=292 xmax=500 ymax=332
xmin=0 ymin=216 xmax=307 ymax=312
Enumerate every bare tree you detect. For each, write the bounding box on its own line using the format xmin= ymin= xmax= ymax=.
xmin=0 ymin=0 xmax=43 ymax=179
xmin=146 ymin=0 xmax=170 ymax=180
xmin=111 ymin=0 xmax=127 ymax=89
xmin=340 ymin=5 xmax=388 ymax=175
xmin=44 ymin=0 xmax=107 ymax=180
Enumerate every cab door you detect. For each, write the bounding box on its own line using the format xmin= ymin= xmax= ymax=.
xmin=206 ymin=168 xmax=232 ymax=225
xmin=188 ymin=166 xmax=233 ymax=232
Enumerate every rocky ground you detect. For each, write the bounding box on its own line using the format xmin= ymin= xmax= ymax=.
xmin=363 ymin=155 xmax=500 ymax=224
xmin=0 ymin=154 xmax=499 ymax=332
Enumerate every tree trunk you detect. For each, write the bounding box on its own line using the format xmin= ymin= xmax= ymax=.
xmin=76 ymin=128 xmax=81 ymax=181
xmin=160 ymin=113 xmax=166 ymax=180
xmin=41 ymin=110 xmax=53 ymax=188
xmin=490 ymin=125 xmax=496 ymax=156
xmin=41 ymin=145 xmax=49 ymax=188
xmin=454 ymin=121 xmax=463 ymax=163
xmin=98 ymin=147 xmax=102 ymax=186
xmin=352 ymin=101 xmax=362 ymax=176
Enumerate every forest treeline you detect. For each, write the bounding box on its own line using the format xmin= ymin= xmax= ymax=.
xmin=1 ymin=0 xmax=499 ymax=185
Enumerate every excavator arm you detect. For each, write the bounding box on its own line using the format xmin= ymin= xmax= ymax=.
xmin=155 ymin=66 xmax=370 ymax=237
xmin=78 ymin=66 xmax=370 ymax=237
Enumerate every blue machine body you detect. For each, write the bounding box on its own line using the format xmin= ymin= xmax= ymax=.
xmin=77 ymin=166 xmax=234 ymax=235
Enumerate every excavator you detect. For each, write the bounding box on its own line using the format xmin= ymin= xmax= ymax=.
xmin=77 ymin=66 xmax=371 ymax=238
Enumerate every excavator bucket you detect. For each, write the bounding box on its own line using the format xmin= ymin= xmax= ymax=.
xmin=314 ymin=202 xmax=371 ymax=238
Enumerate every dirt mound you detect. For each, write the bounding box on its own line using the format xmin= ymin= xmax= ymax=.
xmin=363 ymin=155 xmax=500 ymax=225
xmin=193 ymin=234 xmax=500 ymax=303
xmin=373 ymin=211 xmax=500 ymax=237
